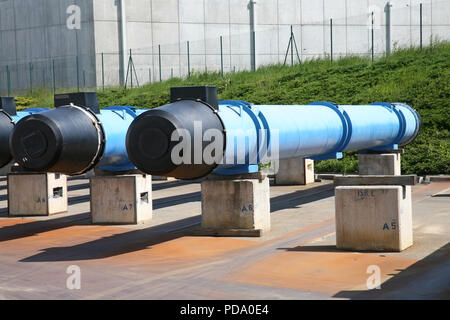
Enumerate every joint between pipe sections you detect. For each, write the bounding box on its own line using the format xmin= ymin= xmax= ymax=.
xmin=242 ymin=106 xmax=262 ymax=163
xmin=308 ymin=101 xmax=352 ymax=156
xmin=70 ymin=105 xmax=106 ymax=175
xmin=370 ymin=102 xmax=405 ymax=146
xmin=253 ymin=108 xmax=271 ymax=163
xmin=197 ymin=99 xmax=228 ymax=165
xmin=392 ymin=102 xmax=422 ymax=147
xmin=219 ymin=100 xmax=270 ymax=165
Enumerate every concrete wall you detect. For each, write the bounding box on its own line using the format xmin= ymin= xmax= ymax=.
xmin=0 ymin=0 xmax=96 ymax=94
xmin=119 ymin=0 xmax=450 ymax=84
xmin=1 ymin=0 xmax=449 ymax=93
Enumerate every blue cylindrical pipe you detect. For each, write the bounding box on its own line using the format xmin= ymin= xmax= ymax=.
xmin=126 ymin=97 xmax=421 ymax=179
xmin=215 ymin=101 xmax=421 ymax=174
xmin=96 ymin=106 xmax=148 ymax=172
xmin=10 ymin=105 xmax=148 ymax=175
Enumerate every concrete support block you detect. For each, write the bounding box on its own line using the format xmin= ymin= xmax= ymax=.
xmin=8 ymin=173 xmax=68 ymax=216
xmin=358 ymin=153 xmax=401 ymax=175
xmin=335 ymin=186 xmax=413 ymax=252
xmin=274 ymin=158 xmax=314 ymax=185
xmin=90 ymin=174 xmax=152 ymax=225
xmin=201 ymin=174 xmax=270 ymax=235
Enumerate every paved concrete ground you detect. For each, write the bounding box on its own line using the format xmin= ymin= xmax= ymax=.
xmin=0 ymin=176 xmax=448 ymax=300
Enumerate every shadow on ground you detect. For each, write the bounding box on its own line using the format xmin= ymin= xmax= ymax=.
xmin=154 ymin=192 xmax=200 ymax=209
xmin=333 ymin=242 xmax=450 ymax=299
xmin=278 ymin=245 xmax=398 ymax=254
xmin=0 ymin=212 xmax=91 ymax=242
xmin=19 ymin=215 xmax=201 ymax=262
xmin=270 ymin=184 xmax=334 ymax=212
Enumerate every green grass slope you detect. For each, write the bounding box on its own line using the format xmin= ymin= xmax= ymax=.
xmin=18 ymin=42 xmax=450 ymax=175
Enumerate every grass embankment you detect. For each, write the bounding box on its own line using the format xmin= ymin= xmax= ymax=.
xmin=17 ymin=42 xmax=450 ymax=175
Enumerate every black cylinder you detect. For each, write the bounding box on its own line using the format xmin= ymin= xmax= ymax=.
xmin=0 ymin=111 xmax=14 ymax=168
xmin=10 ymin=106 xmax=105 ymax=175
xmin=126 ymin=100 xmax=225 ymax=179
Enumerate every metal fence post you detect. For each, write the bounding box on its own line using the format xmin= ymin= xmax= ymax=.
xmin=76 ymin=56 xmax=80 ymax=92
xmin=130 ymin=49 xmax=133 ymax=89
xmin=291 ymin=26 xmax=294 ymax=65
xmin=102 ymin=52 xmax=105 ymax=91
xmin=29 ymin=62 xmax=33 ymax=94
xmin=187 ymin=41 xmax=191 ymax=78
xmin=149 ymin=68 xmax=152 ymax=84
xmin=385 ymin=2 xmax=391 ymax=56
xmin=371 ymin=12 xmax=374 ymax=62
xmin=158 ymin=45 xmax=162 ymax=82
xmin=420 ymin=3 xmax=423 ymax=50
xmin=52 ymin=59 xmax=56 ymax=94
xmin=330 ymin=19 xmax=333 ymax=62
xmin=249 ymin=0 xmax=256 ymax=71
xmin=6 ymin=65 xmax=11 ymax=96
xmin=220 ymin=36 xmax=224 ymax=77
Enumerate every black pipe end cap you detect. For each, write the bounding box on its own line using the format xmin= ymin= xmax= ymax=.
xmin=0 ymin=111 xmax=14 ymax=168
xmin=10 ymin=114 xmax=62 ymax=172
xmin=126 ymin=109 xmax=180 ymax=176
xmin=126 ymin=100 xmax=225 ymax=180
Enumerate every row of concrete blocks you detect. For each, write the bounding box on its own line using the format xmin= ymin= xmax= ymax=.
xmin=5 ymin=155 xmax=319 ymax=220
xmin=7 ymin=153 xmax=409 ymax=252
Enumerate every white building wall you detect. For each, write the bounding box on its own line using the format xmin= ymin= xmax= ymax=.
xmin=0 ymin=0 xmax=449 ymax=92
xmin=112 ymin=0 xmax=450 ymax=85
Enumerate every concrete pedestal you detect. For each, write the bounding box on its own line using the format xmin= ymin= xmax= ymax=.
xmin=8 ymin=173 xmax=68 ymax=216
xmin=200 ymin=173 xmax=270 ymax=236
xmin=359 ymin=153 xmax=401 ymax=175
xmin=335 ymin=185 xmax=413 ymax=252
xmin=274 ymin=158 xmax=314 ymax=185
xmin=90 ymin=174 xmax=152 ymax=225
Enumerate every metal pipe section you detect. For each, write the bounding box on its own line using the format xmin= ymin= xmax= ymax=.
xmin=10 ymin=103 xmax=147 ymax=175
xmin=126 ymin=87 xmax=421 ymax=180
xmin=0 ymin=97 xmax=48 ymax=168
